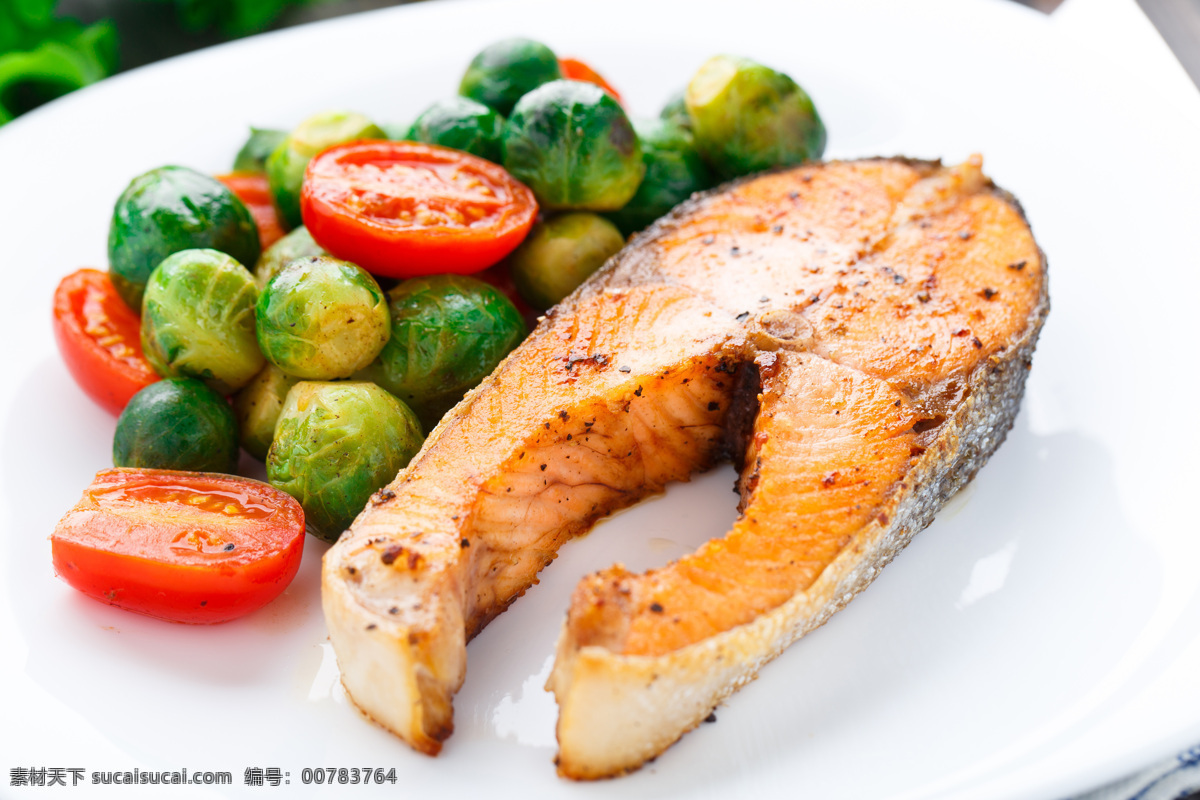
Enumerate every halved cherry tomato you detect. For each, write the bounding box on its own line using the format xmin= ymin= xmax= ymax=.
xmin=52 ymin=269 xmax=159 ymax=415
xmin=559 ymin=57 xmax=623 ymax=103
xmin=52 ymin=469 xmax=306 ymax=624
xmin=300 ymin=140 xmax=538 ymax=278
xmin=216 ymin=171 xmax=285 ymax=249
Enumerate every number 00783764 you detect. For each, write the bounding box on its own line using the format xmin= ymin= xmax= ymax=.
xmin=298 ymin=767 xmax=398 ymax=785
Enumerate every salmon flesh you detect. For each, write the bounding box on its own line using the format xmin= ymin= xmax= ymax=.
xmin=320 ymin=156 xmax=1048 ymax=777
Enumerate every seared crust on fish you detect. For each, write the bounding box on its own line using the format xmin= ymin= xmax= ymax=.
xmin=321 ymin=156 xmax=1048 ymax=776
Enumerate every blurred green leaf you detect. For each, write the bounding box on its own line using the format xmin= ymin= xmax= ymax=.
xmin=0 ymin=8 xmax=116 ymax=125
xmin=0 ymin=13 xmax=19 ymax=54
xmin=222 ymin=0 xmax=291 ymax=37
xmin=0 ymin=0 xmax=316 ymax=126
xmin=71 ymin=17 xmax=118 ymax=75
xmin=10 ymin=0 xmax=56 ymax=29
xmin=157 ymin=0 xmax=315 ymax=37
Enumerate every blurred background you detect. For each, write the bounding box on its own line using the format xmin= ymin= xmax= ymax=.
xmin=0 ymin=0 xmax=1195 ymax=126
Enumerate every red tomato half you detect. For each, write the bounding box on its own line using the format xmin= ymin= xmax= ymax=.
xmin=216 ymin=171 xmax=285 ymax=249
xmin=559 ymin=57 xmax=623 ymax=103
xmin=52 ymin=269 xmax=159 ymax=415
xmin=52 ymin=469 xmax=306 ymax=624
xmin=300 ymin=140 xmax=538 ymax=278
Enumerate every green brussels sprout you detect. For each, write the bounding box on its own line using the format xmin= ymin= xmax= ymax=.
xmin=233 ymin=363 xmax=300 ymax=461
xmin=355 ymin=275 xmax=525 ymax=428
xmin=459 ymin=37 xmax=562 ymax=116
xmin=113 ymin=377 xmax=239 ymax=473
xmin=502 ymin=80 xmax=644 ymax=211
xmin=405 ymin=97 xmax=505 ymax=162
xmin=686 ymin=55 xmax=826 ymax=180
xmin=268 ymin=381 xmax=423 ymax=540
xmin=108 ymin=165 xmax=260 ymax=309
xmin=605 ymin=119 xmax=713 ymax=237
xmin=233 ymin=127 xmax=287 ymax=174
xmin=141 ymin=248 xmax=264 ymax=394
xmin=253 ymin=225 xmax=326 ymax=288
xmin=256 ymin=255 xmax=390 ymax=380
xmin=509 ymin=212 xmax=624 ymax=310
xmin=266 ymin=111 xmax=385 ymax=230
xmin=659 ymin=88 xmax=692 ymax=131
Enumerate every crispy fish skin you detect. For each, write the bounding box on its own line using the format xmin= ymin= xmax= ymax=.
xmin=321 ymin=157 xmax=1048 ymax=773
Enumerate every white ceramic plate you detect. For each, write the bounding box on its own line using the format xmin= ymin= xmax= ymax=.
xmin=3 ymin=0 xmax=1200 ymax=797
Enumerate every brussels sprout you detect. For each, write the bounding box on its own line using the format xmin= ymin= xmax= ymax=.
xmin=233 ymin=127 xmax=287 ymax=174
xmin=509 ymin=213 xmax=624 ymax=310
xmin=233 ymin=363 xmax=300 ymax=461
xmin=268 ymin=381 xmax=423 ymax=539
xmin=256 ymin=256 xmax=390 ymax=380
xmin=253 ymin=225 xmax=326 ymax=288
xmin=605 ymin=119 xmax=713 ymax=237
xmin=503 ymin=80 xmax=644 ymax=211
xmin=266 ymin=111 xmax=385 ymax=230
xmin=686 ymin=55 xmax=826 ymax=180
xmin=459 ymin=37 xmax=562 ymax=116
xmin=113 ymin=377 xmax=239 ymax=473
xmin=141 ymin=248 xmax=264 ymax=394
xmin=108 ymin=165 xmax=260 ymax=309
xmin=659 ymin=88 xmax=692 ymax=131
xmin=355 ymin=275 xmax=525 ymax=428
xmin=405 ymin=97 xmax=505 ymax=162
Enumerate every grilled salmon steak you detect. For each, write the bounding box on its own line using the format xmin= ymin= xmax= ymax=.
xmin=321 ymin=156 xmax=1048 ymax=777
